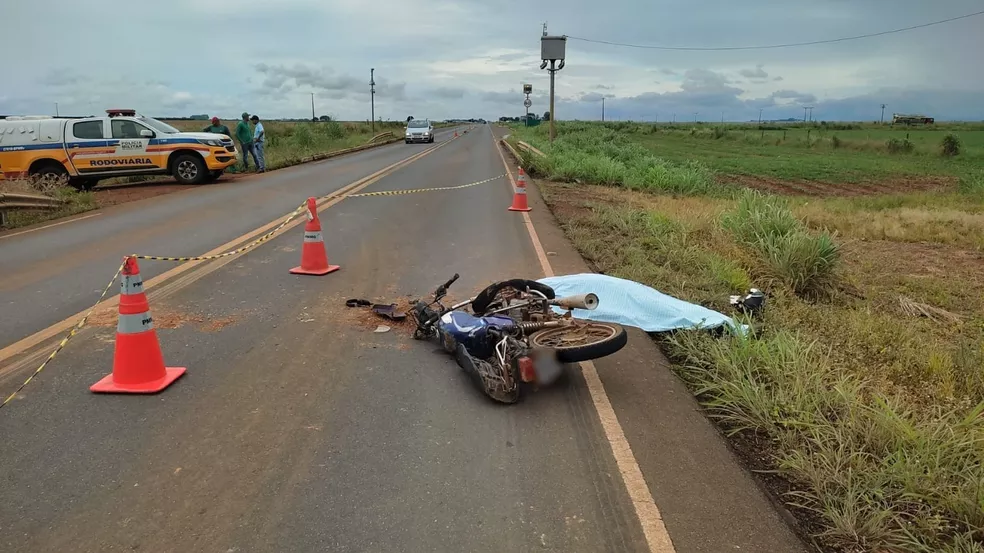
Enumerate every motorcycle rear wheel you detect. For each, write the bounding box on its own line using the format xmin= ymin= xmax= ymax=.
xmin=529 ymin=322 xmax=627 ymax=363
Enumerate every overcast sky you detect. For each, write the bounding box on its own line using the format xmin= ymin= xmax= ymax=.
xmin=3 ymin=0 xmax=982 ymax=122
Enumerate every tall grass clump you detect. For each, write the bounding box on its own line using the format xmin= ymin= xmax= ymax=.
xmin=513 ymin=124 xmax=724 ymax=196
xmin=722 ymin=190 xmax=839 ymax=297
xmin=941 ymin=133 xmax=962 ymax=157
xmin=665 ymin=329 xmax=984 ymax=553
xmin=886 ymin=137 xmax=914 ymax=154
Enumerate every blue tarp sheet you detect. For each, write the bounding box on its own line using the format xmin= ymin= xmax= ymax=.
xmin=537 ymin=273 xmax=744 ymax=334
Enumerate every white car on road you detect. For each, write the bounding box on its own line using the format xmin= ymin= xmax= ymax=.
xmin=405 ymin=119 xmax=434 ymax=144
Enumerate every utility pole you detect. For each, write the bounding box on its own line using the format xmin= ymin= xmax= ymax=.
xmin=880 ymin=103 xmax=887 ymax=124
xmin=721 ymin=111 xmax=724 ymax=123
xmin=803 ymin=106 xmax=809 ymax=122
xmin=540 ymin=31 xmax=566 ymax=142
xmin=310 ymin=93 xmax=316 ymax=121
xmin=672 ymin=114 xmax=676 ymax=123
xmin=694 ymin=112 xmax=698 ymax=123
xmin=55 ymin=103 xmax=59 ymax=117
xmin=601 ymin=97 xmax=605 ymax=122
xmin=759 ymin=108 xmax=763 ymax=123
xmin=370 ymin=68 xmax=376 ymax=132
xmin=807 ymin=106 xmax=814 ymax=122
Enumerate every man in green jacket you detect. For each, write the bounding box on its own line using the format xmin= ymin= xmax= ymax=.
xmin=235 ymin=112 xmax=258 ymax=171
xmin=202 ymin=116 xmax=231 ymax=137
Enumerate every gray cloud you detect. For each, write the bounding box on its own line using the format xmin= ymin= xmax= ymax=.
xmin=2 ymin=0 xmax=982 ymax=121
xmin=254 ymin=63 xmax=406 ymax=101
xmin=772 ymin=89 xmax=817 ymax=104
xmin=738 ymin=64 xmax=769 ymax=79
xmin=431 ymin=87 xmax=468 ymax=99
xmin=579 ymin=92 xmax=609 ymax=102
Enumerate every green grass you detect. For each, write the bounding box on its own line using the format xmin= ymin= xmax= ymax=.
xmin=539 ymin=181 xmax=984 ymax=552
xmin=507 ymin=122 xmax=726 ymax=196
xmin=510 ymin=121 xmax=984 ymax=186
xmin=721 ymin=190 xmax=839 ymax=297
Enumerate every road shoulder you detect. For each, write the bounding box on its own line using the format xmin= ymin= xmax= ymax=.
xmin=501 ymin=141 xmax=809 ymax=552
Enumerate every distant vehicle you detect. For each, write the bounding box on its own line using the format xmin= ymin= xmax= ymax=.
xmin=892 ymin=113 xmax=935 ymax=126
xmin=0 ymin=109 xmax=237 ymax=189
xmin=405 ymin=119 xmax=434 ymax=144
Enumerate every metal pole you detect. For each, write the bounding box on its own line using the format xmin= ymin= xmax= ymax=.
xmin=55 ymin=103 xmax=59 ymax=117
xmin=759 ymin=108 xmax=762 ymax=123
xmin=880 ymin=104 xmax=886 ymax=124
xmin=602 ymin=97 xmax=605 ymax=122
xmin=549 ymin=60 xmax=556 ymax=142
xmin=310 ymin=93 xmax=315 ymax=121
xmin=370 ymin=68 xmax=376 ymax=132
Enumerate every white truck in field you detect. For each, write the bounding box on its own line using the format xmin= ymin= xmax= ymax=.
xmin=0 ymin=109 xmax=238 ymax=190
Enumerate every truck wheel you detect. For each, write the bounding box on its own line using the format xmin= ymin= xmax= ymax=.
xmin=172 ymin=154 xmax=207 ymax=185
xmin=30 ymin=163 xmax=69 ymax=188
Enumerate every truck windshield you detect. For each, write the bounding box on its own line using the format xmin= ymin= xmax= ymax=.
xmin=139 ymin=117 xmax=181 ymax=134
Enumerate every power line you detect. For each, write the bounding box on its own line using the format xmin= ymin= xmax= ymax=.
xmin=565 ymin=10 xmax=984 ymax=51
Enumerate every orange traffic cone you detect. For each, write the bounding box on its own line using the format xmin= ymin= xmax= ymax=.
xmin=290 ymin=197 xmax=340 ymax=276
xmin=90 ymin=256 xmax=186 ymax=393
xmin=508 ymin=167 xmax=532 ymax=212
xmin=454 ymin=130 xmax=459 ymax=137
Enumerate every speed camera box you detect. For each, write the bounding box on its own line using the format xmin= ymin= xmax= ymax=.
xmin=540 ymin=35 xmax=566 ymax=61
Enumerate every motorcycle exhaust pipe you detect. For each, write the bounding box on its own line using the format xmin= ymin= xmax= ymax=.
xmin=550 ymin=293 xmax=599 ymax=311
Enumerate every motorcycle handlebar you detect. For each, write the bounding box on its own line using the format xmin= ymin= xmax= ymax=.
xmin=442 ymin=273 xmax=460 ymax=291
xmin=549 ymin=293 xmax=599 ymax=311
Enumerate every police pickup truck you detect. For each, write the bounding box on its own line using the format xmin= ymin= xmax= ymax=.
xmin=0 ymin=109 xmax=238 ymax=190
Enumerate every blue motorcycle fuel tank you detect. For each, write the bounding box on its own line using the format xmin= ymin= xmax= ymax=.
xmin=437 ymin=311 xmax=515 ymax=357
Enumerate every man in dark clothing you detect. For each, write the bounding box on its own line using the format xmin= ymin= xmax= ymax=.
xmin=235 ymin=112 xmax=258 ymax=171
xmin=202 ymin=116 xmax=231 ymax=137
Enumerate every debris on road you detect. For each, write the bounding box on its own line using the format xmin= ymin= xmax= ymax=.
xmin=374 ymin=325 xmax=391 ymax=333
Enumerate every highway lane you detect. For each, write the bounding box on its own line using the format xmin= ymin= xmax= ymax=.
xmin=0 ymin=125 xmax=807 ymax=552
xmin=0 ymin=127 xmax=462 ymax=350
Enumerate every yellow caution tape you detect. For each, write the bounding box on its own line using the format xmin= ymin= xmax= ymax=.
xmin=132 ymin=203 xmax=308 ymax=262
xmin=0 ymin=260 xmax=126 ymax=409
xmin=346 ymin=174 xmax=504 ymax=198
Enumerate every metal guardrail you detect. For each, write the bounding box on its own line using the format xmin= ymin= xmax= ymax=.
xmin=516 ymin=141 xmax=546 ymax=158
xmin=0 ymin=192 xmax=66 ymax=226
xmin=367 ymin=131 xmax=395 ymax=144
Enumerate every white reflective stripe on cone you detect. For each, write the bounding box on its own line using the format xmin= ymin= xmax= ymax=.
xmin=303 ymin=232 xmax=324 ymax=243
xmin=118 ymin=312 xmax=154 ymax=334
xmin=120 ymin=273 xmax=144 ymax=296
xmin=514 ymin=188 xmax=527 ymax=194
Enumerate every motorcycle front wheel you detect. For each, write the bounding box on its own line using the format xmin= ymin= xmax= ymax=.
xmin=529 ymin=322 xmax=627 ymax=363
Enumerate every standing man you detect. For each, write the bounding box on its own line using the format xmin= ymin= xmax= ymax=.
xmin=236 ymin=112 xmax=257 ymax=172
xmin=250 ymin=114 xmax=266 ymax=173
xmin=202 ymin=116 xmax=231 ymax=138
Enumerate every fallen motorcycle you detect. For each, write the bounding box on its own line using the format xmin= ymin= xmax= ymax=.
xmin=409 ymin=274 xmax=627 ymax=404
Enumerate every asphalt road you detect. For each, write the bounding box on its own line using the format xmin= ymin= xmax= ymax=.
xmin=0 ymin=125 xmax=808 ymax=552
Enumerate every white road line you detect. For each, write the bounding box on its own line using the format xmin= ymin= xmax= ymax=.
xmin=491 ymin=125 xmax=676 ymax=553
xmin=0 ymin=213 xmax=103 ymax=240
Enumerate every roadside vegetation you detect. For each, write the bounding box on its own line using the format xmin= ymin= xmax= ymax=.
xmin=0 ymin=178 xmax=96 ymax=230
xmin=511 ymin=120 xmax=984 ymax=552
